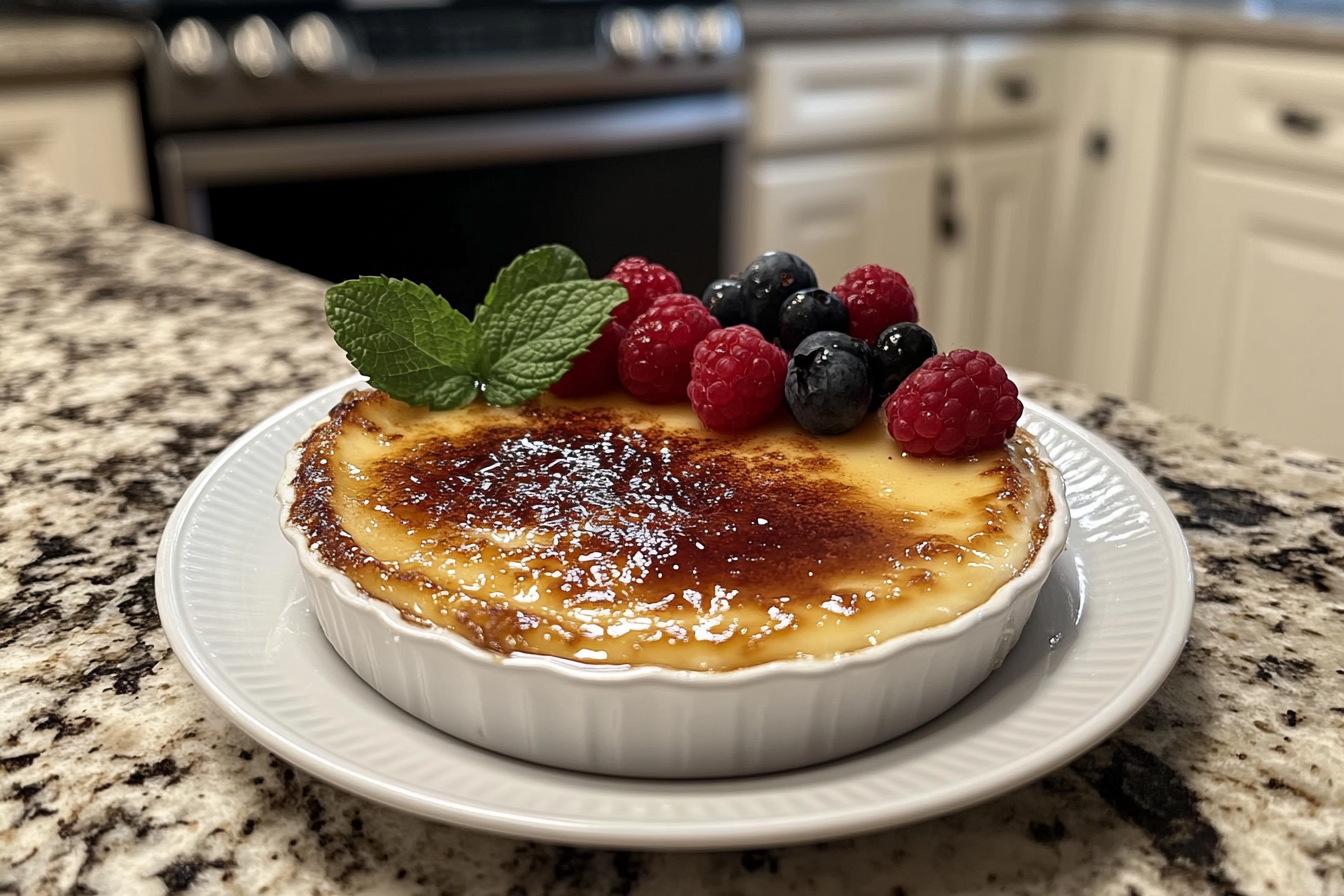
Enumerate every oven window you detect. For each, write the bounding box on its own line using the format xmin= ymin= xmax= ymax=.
xmin=205 ymin=141 xmax=726 ymax=313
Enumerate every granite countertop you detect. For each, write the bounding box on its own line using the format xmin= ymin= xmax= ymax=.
xmin=1 ymin=171 xmax=1342 ymax=895
xmin=0 ymin=15 xmax=143 ymax=80
xmin=741 ymin=0 xmax=1344 ymax=49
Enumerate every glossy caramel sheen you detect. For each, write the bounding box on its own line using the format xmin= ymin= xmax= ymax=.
xmin=287 ymin=389 xmax=1054 ymax=672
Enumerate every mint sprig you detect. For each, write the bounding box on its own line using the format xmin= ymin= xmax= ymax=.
xmin=324 ymin=245 xmax=627 ymax=410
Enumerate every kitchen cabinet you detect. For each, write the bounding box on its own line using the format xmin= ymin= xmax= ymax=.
xmin=1149 ymin=45 xmax=1344 ymax=457
xmin=744 ymin=148 xmax=936 ymax=294
xmin=0 ymin=79 xmax=149 ymax=214
xmin=1150 ymin=163 xmax=1344 ymax=458
xmin=742 ymin=34 xmax=1060 ymax=367
xmin=742 ymin=38 xmax=946 ymax=300
xmin=1035 ymin=36 xmax=1180 ymax=398
xmin=928 ymin=136 xmax=1050 ymax=366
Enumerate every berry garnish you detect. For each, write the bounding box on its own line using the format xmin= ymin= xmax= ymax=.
xmin=617 ymin=294 xmax=721 ymax=403
xmin=701 ymin=277 xmax=749 ymax=327
xmin=778 ymin=288 xmax=850 ymax=353
xmin=606 ymin=256 xmax=682 ymax=328
xmin=688 ymin=326 xmax=788 ymax=431
xmin=740 ymin=251 xmax=818 ymax=341
xmin=784 ymin=331 xmax=873 ymax=435
xmin=832 ymin=264 xmax=917 ymax=344
xmin=550 ymin=319 xmax=627 ymax=398
xmin=871 ymin=322 xmax=938 ymax=406
xmin=884 ymin=349 xmax=1023 ymax=458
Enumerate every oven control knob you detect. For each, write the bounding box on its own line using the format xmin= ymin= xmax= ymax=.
xmin=601 ymin=7 xmax=655 ymax=63
xmin=654 ymin=5 xmax=696 ymax=60
xmin=288 ymin=13 xmax=350 ymax=75
xmin=230 ymin=16 xmax=291 ymax=79
xmin=696 ymin=4 xmax=743 ymax=58
xmin=167 ymin=17 xmax=226 ymax=78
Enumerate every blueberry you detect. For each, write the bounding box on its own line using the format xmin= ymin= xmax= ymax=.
xmin=785 ymin=331 xmax=873 ymax=435
xmin=701 ymin=278 xmax=748 ymax=327
xmin=871 ymin=323 xmax=938 ymax=406
xmin=778 ymin=288 xmax=849 ymax=353
xmin=740 ymin=251 xmax=818 ymax=341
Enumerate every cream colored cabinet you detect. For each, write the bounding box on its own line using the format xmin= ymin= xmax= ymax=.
xmin=1150 ymin=45 xmax=1344 ymax=456
xmin=742 ymin=38 xmax=948 ymax=300
xmin=1150 ymin=164 xmax=1344 ymax=457
xmin=929 ymin=136 xmax=1050 ymax=367
xmin=1036 ymin=36 xmax=1180 ymax=398
xmin=0 ymin=79 xmax=149 ymax=214
xmin=744 ymin=149 xmax=936 ymax=297
xmin=930 ymin=37 xmax=1060 ymax=369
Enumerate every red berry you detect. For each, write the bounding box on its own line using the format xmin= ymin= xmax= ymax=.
xmin=832 ymin=264 xmax=918 ymax=344
xmin=550 ymin=319 xmax=627 ymax=398
xmin=883 ymin=349 xmax=1022 ymax=458
xmin=617 ymin=294 xmax=721 ymax=403
xmin=605 ymin=257 xmax=682 ymax=328
xmin=688 ymin=326 xmax=788 ymax=431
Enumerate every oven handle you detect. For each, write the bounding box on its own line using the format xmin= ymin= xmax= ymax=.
xmin=158 ymin=92 xmax=746 ymax=230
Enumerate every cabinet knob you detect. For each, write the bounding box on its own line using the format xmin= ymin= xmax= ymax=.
xmin=1279 ymin=107 xmax=1324 ymax=137
xmin=997 ymin=75 xmax=1033 ymax=104
xmin=230 ymin=16 xmax=291 ymax=79
xmin=167 ymin=18 xmax=227 ymax=79
xmin=1087 ymin=128 xmax=1110 ymax=163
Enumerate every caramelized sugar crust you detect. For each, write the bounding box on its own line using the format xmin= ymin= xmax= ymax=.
xmin=287 ymin=389 xmax=1055 ymax=671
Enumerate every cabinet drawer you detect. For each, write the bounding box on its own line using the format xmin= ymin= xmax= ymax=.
xmin=954 ymin=37 xmax=1060 ymax=135
xmin=1187 ymin=46 xmax=1344 ymax=176
xmin=751 ymin=39 xmax=947 ymax=153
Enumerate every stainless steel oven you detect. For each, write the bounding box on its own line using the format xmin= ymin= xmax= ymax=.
xmin=143 ymin=2 xmax=746 ymax=310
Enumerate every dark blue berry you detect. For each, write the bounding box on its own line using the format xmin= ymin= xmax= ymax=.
xmin=785 ymin=331 xmax=873 ymax=435
xmin=778 ymin=288 xmax=850 ymax=353
xmin=872 ymin=323 xmax=938 ymax=406
xmin=701 ymin=278 xmax=748 ymax=327
xmin=740 ymin=251 xmax=817 ymax=341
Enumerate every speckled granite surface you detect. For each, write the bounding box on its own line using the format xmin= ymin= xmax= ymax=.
xmin=1 ymin=172 xmax=1341 ymax=895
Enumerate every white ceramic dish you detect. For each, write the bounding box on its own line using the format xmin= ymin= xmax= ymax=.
xmin=275 ymin=390 xmax=1069 ymax=779
xmin=156 ymin=376 xmax=1193 ymax=849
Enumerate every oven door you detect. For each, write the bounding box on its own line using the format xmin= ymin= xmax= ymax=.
xmin=156 ymin=92 xmax=746 ymax=309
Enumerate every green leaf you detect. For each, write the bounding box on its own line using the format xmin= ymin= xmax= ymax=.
xmin=476 ymin=279 xmax=628 ymax=406
xmin=325 ymin=276 xmax=482 ymax=410
xmin=481 ymin=244 xmax=588 ymax=308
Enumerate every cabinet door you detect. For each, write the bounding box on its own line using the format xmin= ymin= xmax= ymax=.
xmin=0 ymin=80 xmax=149 ymax=214
xmin=742 ymin=148 xmax=935 ymax=300
xmin=931 ymin=136 xmax=1050 ymax=368
xmin=1150 ymin=163 xmax=1344 ymax=457
xmin=1035 ymin=36 xmax=1179 ymax=398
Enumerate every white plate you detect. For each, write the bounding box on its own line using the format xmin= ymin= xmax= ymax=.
xmin=156 ymin=376 xmax=1194 ymax=850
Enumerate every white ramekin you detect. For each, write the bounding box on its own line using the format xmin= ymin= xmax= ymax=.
xmin=277 ymin=417 xmax=1069 ymax=779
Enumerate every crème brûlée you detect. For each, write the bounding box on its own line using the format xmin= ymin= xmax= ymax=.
xmin=285 ymin=388 xmax=1058 ymax=673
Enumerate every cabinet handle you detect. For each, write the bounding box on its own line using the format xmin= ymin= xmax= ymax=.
xmin=1279 ymin=107 xmax=1324 ymax=137
xmin=1087 ymin=128 xmax=1110 ymax=163
xmin=936 ymin=172 xmax=959 ymax=245
xmin=997 ymin=75 xmax=1033 ymax=104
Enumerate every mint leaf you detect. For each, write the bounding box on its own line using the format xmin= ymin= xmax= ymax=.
xmin=325 ymin=276 xmax=481 ymax=410
xmin=482 ymin=244 xmax=588 ymax=308
xmin=475 ymin=279 xmax=627 ymax=406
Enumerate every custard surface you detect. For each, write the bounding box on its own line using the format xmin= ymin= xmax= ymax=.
xmin=287 ymin=389 xmax=1054 ymax=671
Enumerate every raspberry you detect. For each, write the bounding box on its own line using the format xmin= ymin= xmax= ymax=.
xmin=688 ymin=326 xmax=788 ymax=431
xmin=617 ymin=294 xmax=720 ymax=403
xmin=884 ymin=349 xmax=1022 ymax=458
xmin=550 ymin=319 xmax=627 ymax=398
xmin=831 ymin=264 xmax=918 ymax=344
xmin=605 ymin=257 xmax=682 ymax=328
